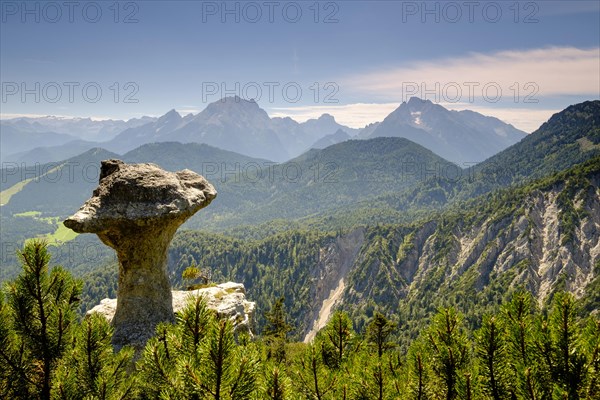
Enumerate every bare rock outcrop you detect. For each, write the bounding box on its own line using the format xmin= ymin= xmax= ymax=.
xmin=303 ymin=228 xmax=365 ymax=342
xmin=64 ymin=159 xmax=216 ymax=349
xmin=88 ymin=282 xmax=255 ymax=335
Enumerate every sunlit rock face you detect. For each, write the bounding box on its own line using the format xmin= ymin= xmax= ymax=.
xmin=65 ymin=159 xmax=216 ymax=349
xmin=87 ymin=282 xmax=255 ymax=337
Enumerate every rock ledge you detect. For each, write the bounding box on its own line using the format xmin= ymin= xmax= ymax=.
xmin=88 ymin=282 xmax=255 ymax=335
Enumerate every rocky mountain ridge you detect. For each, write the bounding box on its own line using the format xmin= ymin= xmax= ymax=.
xmin=3 ymin=96 xmax=527 ymax=164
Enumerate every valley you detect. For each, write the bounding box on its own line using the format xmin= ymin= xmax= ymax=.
xmin=1 ymin=99 xmax=599 ymax=344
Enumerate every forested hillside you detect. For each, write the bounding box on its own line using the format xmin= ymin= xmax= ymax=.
xmin=1 ymin=242 xmax=599 ymax=399
xmin=157 ymin=157 xmax=600 ymax=343
xmin=36 ymin=155 xmax=598 ymax=345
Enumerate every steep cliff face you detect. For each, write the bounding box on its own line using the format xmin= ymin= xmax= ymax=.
xmin=333 ymin=160 xmax=600 ymax=338
xmin=402 ymin=175 xmax=600 ymax=306
xmin=303 ymin=228 xmax=365 ymax=341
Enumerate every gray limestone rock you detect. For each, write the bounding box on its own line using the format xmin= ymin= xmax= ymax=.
xmin=88 ymin=282 xmax=255 ymax=336
xmin=64 ymin=159 xmax=216 ymax=349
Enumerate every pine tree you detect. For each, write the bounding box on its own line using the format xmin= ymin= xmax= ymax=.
xmin=475 ymin=315 xmax=511 ymax=400
xmin=503 ymin=292 xmax=536 ymax=366
xmin=321 ymin=311 xmax=355 ymax=369
xmin=184 ymin=318 xmax=259 ymax=399
xmin=261 ymin=364 xmax=292 ymax=400
xmin=503 ymin=291 xmax=540 ymax=397
xmin=139 ymin=296 xmax=213 ymax=398
xmin=425 ymin=307 xmax=470 ymax=400
xmin=52 ymin=313 xmax=137 ymax=399
xmin=294 ymin=343 xmax=337 ymax=400
xmin=580 ymin=317 xmax=600 ymax=399
xmin=532 ymin=315 xmax=556 ymax=399
xmin=352 ymin=356 xmax=400 ymax=400
xmin=0 ymin=240 xmax=82 ymax=400
xmin=139 ymin=297 xmax=259 ymax=399
xmin=407 ymin=340 xmax=430 ymax=400
xmin=263 ymin=297 xmax=292 ymax=363
xmin=547 ymin=292 xmax=587 ymax=399
xmin=0 ymin=290 xmax=31 ymax=398
xmin=138 ymin=323 xmax=182 ymax=398
xmin=178 ymin=295 xmax=212 ymax=351
xmin=350 ymin=313 xmax=400 ymax=400
xmin=366 ymin=312 xmax=396 ymax=358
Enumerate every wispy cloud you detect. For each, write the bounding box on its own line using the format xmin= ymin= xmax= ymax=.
xmin=344 ymin=47 xmax=600 ymax=103
xmin=269 ymin=103 xmax=400 ymax=128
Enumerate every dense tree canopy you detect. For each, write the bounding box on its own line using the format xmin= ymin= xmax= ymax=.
xmin=1 ymin=241 xmax=599 ymax=399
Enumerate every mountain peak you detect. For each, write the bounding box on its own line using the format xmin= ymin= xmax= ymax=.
xmin=158 ymin=109 xmax=182 ymax=122
xmin=211 ymin=96 xmax=258 ymax=107
xmin=372 ymin=98 xmax=528 ymax=164
xmin=318 ymin=113 xmax=336 ymax=122
xmin=407 ymin=97 xmax=431 ymax=106
xmin=202 ymin=96 xmax=266 ymax=117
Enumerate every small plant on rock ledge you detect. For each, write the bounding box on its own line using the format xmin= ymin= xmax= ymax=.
xmin=182 ymin=264 xmax=213 ymax=290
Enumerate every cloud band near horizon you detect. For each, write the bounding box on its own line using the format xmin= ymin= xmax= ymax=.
xmin=271 ymin=46 xmax=599 ymax=132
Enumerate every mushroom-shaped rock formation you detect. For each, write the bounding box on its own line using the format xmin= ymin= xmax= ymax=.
xmin=64 ymin=159 xmax=216 ymax=349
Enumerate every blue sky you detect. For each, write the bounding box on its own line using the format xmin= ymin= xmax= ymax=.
xmin=1 ymin=0 xmax=599 ymax=132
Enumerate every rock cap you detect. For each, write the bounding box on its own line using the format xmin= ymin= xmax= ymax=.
xmin=64 ymin=159 xmax=216 ymax=233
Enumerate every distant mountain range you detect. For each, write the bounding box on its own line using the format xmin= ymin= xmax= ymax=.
xmin=1 ymin=100 xmax=598 ymax=233
xmin=2 ymin=96 xmax=527 ymax=164
xmin=0 ymin=137 xmax=455 ymax=223
xmin=1 ymin=115 xmax=155 ymax=140
xmin=0 ymin=115 xmax=154 ymax=162
xmin=0 ymin=124 xmax=79 ymax=160
xmin=104 ymin=97 xmax=360 ymax=161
